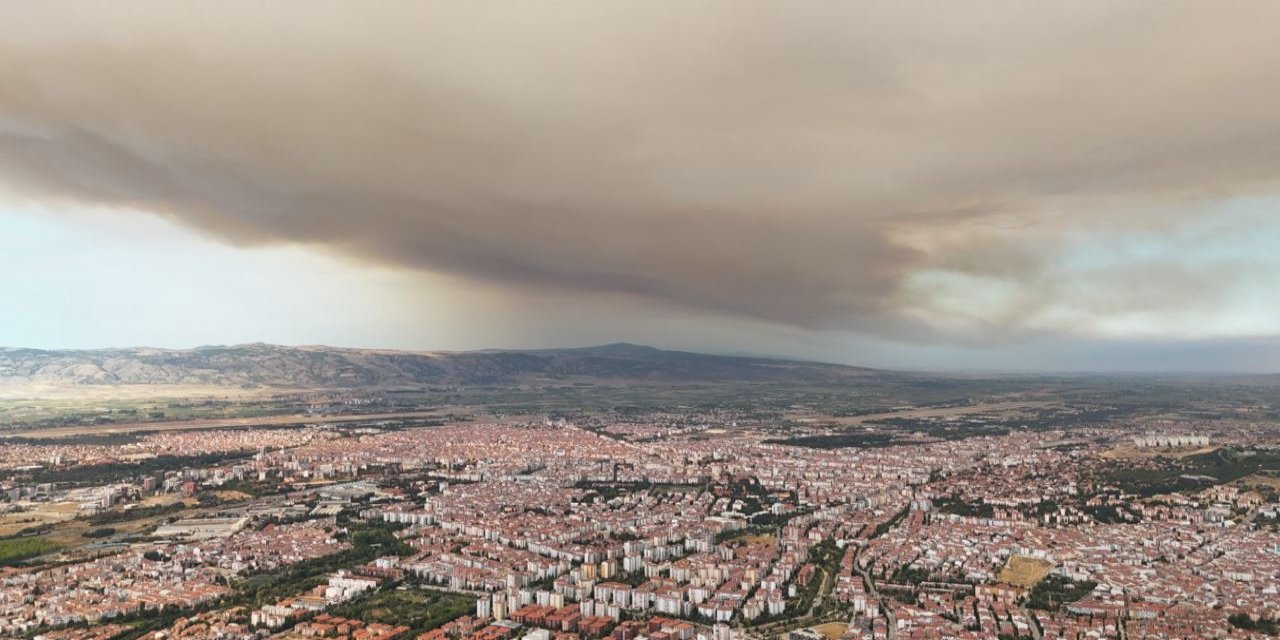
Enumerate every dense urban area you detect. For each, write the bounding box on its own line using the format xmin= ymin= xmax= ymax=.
xmin=0 ymin=375 xmax=1277 ymax=640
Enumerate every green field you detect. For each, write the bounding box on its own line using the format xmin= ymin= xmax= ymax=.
xmin=0 ymin=536 xmax=62 ymax=566
xmin=328 ymin=586 xmax=475 ymax=632
xmin=1027 ymin=575 xmax=1097 ymax=611
xmin=1103 ymin=447 xmax=1280 ymax=496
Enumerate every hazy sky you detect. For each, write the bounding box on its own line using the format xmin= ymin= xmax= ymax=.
xmin=3 ymin=1 xmax=1280 ymax=371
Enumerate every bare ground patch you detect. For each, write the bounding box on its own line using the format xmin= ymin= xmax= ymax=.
xmin=998 ymin=555 xmax=1054 ymax=588
xmin=812 ymin=623 xmax=848 ymax=640
xmin=0 ymin=502 xmax=81 ymax=537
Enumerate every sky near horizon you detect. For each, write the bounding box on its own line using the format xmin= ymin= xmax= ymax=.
xmin=3 ymin=2 xmax=1280 ymax=372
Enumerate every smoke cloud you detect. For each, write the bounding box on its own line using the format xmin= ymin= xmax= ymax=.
xmin=3 ymin=2 xmax=1280 ymax=344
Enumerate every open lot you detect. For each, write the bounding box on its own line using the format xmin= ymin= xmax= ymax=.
xmin=812 ymin=623 xmax=849 ymax=640
xmin=998 ymin=555 xmax=1054 ymax=588
xmin=0 ymin=501 xmax=80 ymax=537
xmin=740 ymin=532 xmax=778 ymax=545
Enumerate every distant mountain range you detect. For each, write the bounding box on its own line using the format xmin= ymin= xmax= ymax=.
xmin=0 ymin=343 xmax=882 ymax=388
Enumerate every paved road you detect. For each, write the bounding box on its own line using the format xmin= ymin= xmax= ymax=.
xmin=853 ymin=545 xmax=896 ymax=640
xmin=1017 ymin=603 xmax=1043 ymax=640
xmin=807 ymin=559 xmax=834 ymax=617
